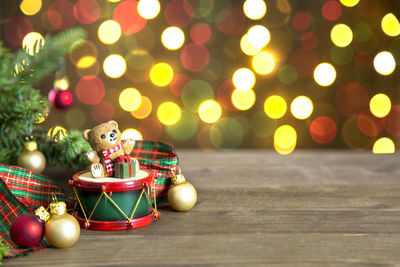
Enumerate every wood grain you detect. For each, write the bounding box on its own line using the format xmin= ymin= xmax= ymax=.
xmin=3 ymin=150 xmax=400 ymax=266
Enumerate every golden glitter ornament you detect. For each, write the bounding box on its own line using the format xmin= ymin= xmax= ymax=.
xmin=17 ymin=141 xmax=46 ymax=173
xmin=168 ymin=169 xmax=197 ymax=212
xmin=45 ymin=201 xmax=80 ymax=248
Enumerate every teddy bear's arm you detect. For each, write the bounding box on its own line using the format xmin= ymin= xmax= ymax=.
xmin=122 ymin=138 xmax=135 ymax=155
xmin=85 ymin=150 xmax=100 ymax=163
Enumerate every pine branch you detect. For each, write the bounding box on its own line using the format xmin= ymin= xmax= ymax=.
xmin=36 ymin=130 xmax=91 ymax=169
xmin=0 ymin=28 xmax=90 ymax=170
xmin=0 ymin=237 xmax=8 ymax=264
xmin=11 ymin=28 xmax=86 ymax=85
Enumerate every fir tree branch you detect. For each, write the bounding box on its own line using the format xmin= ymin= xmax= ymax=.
xmin=10 ymin=28 xmax=86 ymax=85
xmin=0 ymin=28 xmax=90 ymax=170
xmin=0 ymin=237 xmax=8 ymax=264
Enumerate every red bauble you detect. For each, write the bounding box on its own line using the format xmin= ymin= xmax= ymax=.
xmin=10 ymin=213 xmax=45 ymax=248
xmin=48 ymin=88 xmax=74 ymax=109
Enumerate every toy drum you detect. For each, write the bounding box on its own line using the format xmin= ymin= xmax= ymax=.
xmin=69 ymin=169 xmax=160 ymax=231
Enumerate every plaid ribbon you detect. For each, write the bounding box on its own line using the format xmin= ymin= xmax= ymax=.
xmin=101 ymin=143 xmax=122 ymax=176
xmin=0 ymin=164 xmax=72 ymax=258
xmin=132 ymin=140 xmax=178 ymax=199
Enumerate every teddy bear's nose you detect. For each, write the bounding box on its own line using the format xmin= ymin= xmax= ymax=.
xmin=110 ymin=133 xmax=115 ymax=138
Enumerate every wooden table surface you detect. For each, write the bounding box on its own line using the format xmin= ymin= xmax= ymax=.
xmin=3 ymin=150 xmax=400 ymax=267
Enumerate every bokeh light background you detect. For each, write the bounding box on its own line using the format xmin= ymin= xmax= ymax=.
xmin=1 ymin=0 xmax=400 ymax=153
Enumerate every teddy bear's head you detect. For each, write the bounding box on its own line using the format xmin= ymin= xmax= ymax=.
xmin=83 ymin=120 xmax=122 ymax=152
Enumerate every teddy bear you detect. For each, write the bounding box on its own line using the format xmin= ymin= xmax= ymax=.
xmin=82 ymin=120 xmax=136 ymax=178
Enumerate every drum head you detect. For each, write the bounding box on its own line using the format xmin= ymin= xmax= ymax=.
xmin=72 ymin=169 xmax=154 ymax=192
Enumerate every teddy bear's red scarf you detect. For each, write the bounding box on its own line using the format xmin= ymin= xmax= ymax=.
xmin=101 ymin=143 xmax=123 ymax=176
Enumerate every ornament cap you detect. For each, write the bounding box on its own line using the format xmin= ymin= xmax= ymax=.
xmin=49 ymin=201 xmax=67 ymax=216
xmin=35 ymin=206 xmax=50 ymax=223
xmin=25 ymin=141 xmax=37 ymax=151
xmin=171 ymin=174 xmax=186 ymax=185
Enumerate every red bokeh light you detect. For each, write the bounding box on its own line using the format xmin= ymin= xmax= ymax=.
xmin=113 ymin=0 xmax=146 ymax=34
xmin=3 ymin=16 xmax=33 ymax=46
xmin=91 ymin=100 xmax=115 ymax=123
xmin=169 ymin=73 xmax=191 ymax=97
xmin=75 ymin=76 xmax=105 ymax=105
xmin=180 ymin=43 xmax=210 ymax=72
xmin=216 ymin=7 xmax=245 ymax=36
xmin=217 ymin=79 xmax=236 ymax=111
xmin=48 ymin=0 xmax=76 ymax=30
xmin=73 ymin=0 xmax=100 ymax=24
xmin=386 ymin=105 xmax=400 ymax=137
xmin=310 ymin=116 xmax=337 ymax=144
xmin=357 ymin=109 xmax=385 ymax=136
xmin=289 ymin=49 xmax=319 ymax=78
xmin=322 ymin=1 xmax=342 ymax=21
xmin=292 ymin=12 xmax=311 ymax=31
xmin=164 ymin=0 xmax=193 ymax=28
xmin=190 ymin=23 xmax=211 ymax=44
xmin=335 ymin=82 xmax=369 ymax=117
xmin=300 ymin=31 xmax=319 ymax=50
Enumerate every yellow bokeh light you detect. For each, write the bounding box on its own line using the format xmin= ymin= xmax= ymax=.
xmin=53 ymin=77 xmax=69 ymax=90
xmin=240 ymin=34 xmax=262 ymax=56
xmin=198 ymin=100 xmax=222 ymax=124
xmin=264 ymin=95 xmax=287 ymax=119
xmin=107 ymin=0 xmax=121 ymax=2
xmin=232 ymin=89 xmax=256 ymax=111
xmin=161 ymin=27 xmax=185 ymax=50
xmin=131 ymin=95 xmax=152 ymax=119
xmin=247 ymin=25 xmax=270 ymax=49
xmin=373 ymin=51 xmax=396 ymax=76
xmin=252 ymin=51 xmax=275 ymax=75
xmin=20 ymin=0 xmax=42 ymax=16
xmin=381 ymin=13 xmax=400 ymax=37
xmin=150 ymin=63 xmax=174 ymax=87
xmin=370 ymin=93 xmax=391 ymax=118
xmin=138 ymin=0 xmax=160 ymax=19
xmin=243 ymin=0 xmax=267 ymax=20
xmin=274 ymin=125 xmax=297 ymax=150
xmin=98 ymin=20 xmax=121 ymax=45
xmin=77 ymin=56 xmax=97 ymax=69
xmin=22 ymin=32 xmax=44 ymax=56
xmin=232 ymin=68 xmax=256 ymax=90
xmin=330 ymin=24 xmax=353 ymax=47
xmin=274 ymin=144 xmax=296 ymax=155
xmin=119 ymin=88 xmax=142 ymax=111
xmin=373 ymin=137 xmax=395 ymax=154
xmin=290 ymin=96 xmax=313 ymax=120
xmin=121 ymin=128 xmax=143 ymax=141
xmin=313 ymin=63 xmax=336 ymax=86
xmin=157 ymin=102 xmax=181 ymax=125
xmin=339 ymin=0 xmax=359 ymax=7
xmin=103 ymin=54 xmax=126 ymax=78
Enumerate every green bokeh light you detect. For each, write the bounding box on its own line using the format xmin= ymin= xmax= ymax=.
xmin=181 ymin=80 xmax=215 ymax=112
xmin=166 ymin=109 xmax=199 ymax=141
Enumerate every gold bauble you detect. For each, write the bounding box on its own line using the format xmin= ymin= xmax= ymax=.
xmin=17 ymin=141 xmax=46 ymax=173
xmin=168 ymin=174 xmax=197 ymax=212
xmin=45 ymin=202 xmax=80 ymax=248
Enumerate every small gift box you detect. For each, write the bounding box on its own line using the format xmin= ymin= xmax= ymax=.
xmin=115 ymin=155 xmax=139 ymax=179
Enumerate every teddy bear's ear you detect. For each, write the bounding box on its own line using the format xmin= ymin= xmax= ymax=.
xmin=108 ymin=120 xmax=118 ymax=128
xmin=82 ymin=129 xmax=91 ymax=141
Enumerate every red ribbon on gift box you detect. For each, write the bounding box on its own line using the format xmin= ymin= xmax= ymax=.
xmin=116 ymin=154 xmax=131 ymax=163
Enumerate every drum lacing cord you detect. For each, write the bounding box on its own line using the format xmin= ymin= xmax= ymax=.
xmin=143 ymin=182 xmax=159 ymax=219
xmin=72 ymin=186 xmax=90 ymax=226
